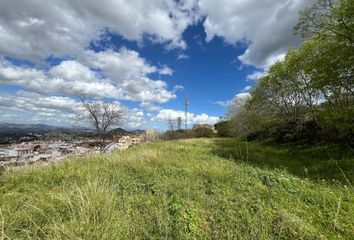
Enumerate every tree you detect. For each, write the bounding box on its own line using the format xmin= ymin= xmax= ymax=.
xmin=214 ymin=120 xmax=232 ymax=137
xmin=294 ymin=0 xmax=354 ymax=108
xmin=226 ymin=0 xmax=353 ymax=145
xmin=79 ymin=96 xmax=125 ymax=151
xmin=294 ymin=0 xmax=353 ymax=45
xmin=177 ymin=117 xmax=182 ymax=131
xmin=228 ymin=94 xmax=253 ymax=137
xmin=167 ymin=118 xmax=179 ymax=132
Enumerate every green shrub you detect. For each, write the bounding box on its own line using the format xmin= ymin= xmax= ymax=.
xmin=162 ymin=128 xmax=214 ymax=140
xmin=214 ymin=121 xmax=231 ymax=137
xmin=193 ymin=127 xmax=214 ymax=138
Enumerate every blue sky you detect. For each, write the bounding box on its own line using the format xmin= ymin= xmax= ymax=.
xmin=86 ymin=23 xmax=258 ymax=116
xmin=0 ymin=0 xmax=314 ymax=130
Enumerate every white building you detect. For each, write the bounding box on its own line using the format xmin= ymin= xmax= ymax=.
xmin=131 ymin=136 xmax=141 ymax=145
xmin=118 ymin=136 xmax=132 ymax=150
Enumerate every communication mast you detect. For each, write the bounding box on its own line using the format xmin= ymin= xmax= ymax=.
xmin=184 ymin=96 xmax=189 ymax=130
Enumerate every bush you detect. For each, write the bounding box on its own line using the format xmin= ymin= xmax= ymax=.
xmin=193 ymin=128 xmax=214 ymax=138
xmin=162 ymin=130 xmax=194 ymax=140
xmin=214 ymin=121 xmax=231 ymax=137
xmin=162 ymin=128 xmax=214 ymax=140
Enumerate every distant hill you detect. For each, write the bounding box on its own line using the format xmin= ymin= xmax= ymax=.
xmin=0 ymin=123 xmax=73 ymax=133
xmin=108 ymin=128 xmax=145 ymax=136
xmin=0 ymin=123 xmax=145 ymax=135
xmin=108 ymin=127 xmax=130 ymax=136
xmin=130 ymin=129 xmax=146 ymax=134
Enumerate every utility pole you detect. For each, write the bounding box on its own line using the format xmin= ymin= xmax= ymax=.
xmin=184 ymin=96 xmax=189 ymax=130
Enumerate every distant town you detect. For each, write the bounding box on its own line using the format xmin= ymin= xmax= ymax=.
xmin=0 ymin=124 xmax=217 ymax=166
xmin=0 ymin=123 xmax=159 ymax=166
xmin=0 ymin=123 xmax=218 ymax=166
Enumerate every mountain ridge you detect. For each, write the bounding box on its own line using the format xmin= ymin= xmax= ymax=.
xmin=0 ymin=123 xmax=144 ymax=135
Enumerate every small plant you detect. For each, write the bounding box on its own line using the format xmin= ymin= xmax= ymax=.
xmin=259 ymin=173 xmax=279 ymax=187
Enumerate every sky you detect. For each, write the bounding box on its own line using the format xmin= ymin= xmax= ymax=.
xmin=0 ymin=0 xmax=315 ymax=130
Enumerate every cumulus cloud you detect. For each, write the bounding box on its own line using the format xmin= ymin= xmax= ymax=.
xmin=123 ymin=108 xmax=145 ymax=129
xmin=198 ymin=0 xmax=315 ymax=67
xmin=140 ymin=102 xmax=161 ymax=112
xmin=0 ymin=0 xmax=316 ymax=128
xmin=211 ymin=91 xmax=251 ymax=108
xmin=0 ymin=91 xmax=145 ymax=128
xmin=0 ymin=0 xmax=314 ymax=69
xmin=48 ymin=60 xmax=99 ymax=83
xmin=82 ymin=48 xmax=177 ymax=103
xmin=0 ymin=48 xmax=177 ymax=103
xmin=154 ymin=109 xmax=219 ymax=125
xmin=0 ymin=58 xmax=121 ymax=99
xmin=0 ymin=91 xmax=80 ymax=126
xmin=0 ymin=0 xmax=200 ymax=62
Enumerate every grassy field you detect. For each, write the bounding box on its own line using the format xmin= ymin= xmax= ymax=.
xmin=1 ymin=138 xmax=353 ymax=239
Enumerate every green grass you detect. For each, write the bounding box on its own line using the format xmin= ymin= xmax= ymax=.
xmin=0 ymin=138 xmax=353 ymax=239
xmin=211 ymin=138 xmax=354 ymax=184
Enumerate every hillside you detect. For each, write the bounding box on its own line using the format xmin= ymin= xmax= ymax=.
xmin=1 ymin=138 xmax=353 ymax=239
xmin=0 ymin=123 xmax=73 ymax=133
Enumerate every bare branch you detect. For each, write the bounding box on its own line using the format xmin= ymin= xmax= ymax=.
xmin=78 ymin=96 xmax=125 ymax=151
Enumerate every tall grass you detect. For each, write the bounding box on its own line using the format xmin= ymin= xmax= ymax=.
xmin=211 ymin=138 xmax=354 ymax=184
xmin=1 ymin=138 xmax=353 ymax=239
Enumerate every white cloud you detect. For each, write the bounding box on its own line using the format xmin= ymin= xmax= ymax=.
xmin=0 ymin=91 xmax=145 ymax=129
xmin=140 ymin=102 xmax=161 ymax=112
xmin=0 ymin=91 xmax=80 ymax=126
xmin=83 ymin=49 xmax=157 ymax=81
xmin=210 ymin=100 xmax=231 ymax=107
xmin=177 ymin=53 xmax=189 ymax=60
xmin=49 ymin=61 xmax=98 ymax=83
xmin=247 ymin=71 xmax=267 ymax=81
xmin=83 ymin=48 xmax=176 ymax=103
xmin=198 ymin=0 xmax=315 ymax=68
xmin=159 ymin=66 xmax=173 ymax=75
xmin=173 ymin=85 xmax=185 ymax=92
xmin=228 ymin=92 xmax=251 ymax=113
xmin=154 ymin=109 xmax=219 ymax=125
xmin=0 ymin=58 xmax=121 ymax=98
xmin=241 ymin=85 xmax=252 ymax=93
xmin=123 ymin=108 xmax=145 ymax=129
xmin=0 ymin=0 xmax=200 ymax=63
xmin=234 ymin=92 xmax=250 ymax=101
xmin=0 ymin=0 xmax=315 ymax=70
xmin=0 ymin=0 xmax=317 ymax=128
xmin=0 ymin=48 xmax=176 ymax=103
xmin=211 ymin=92 xmax=251 ymax=108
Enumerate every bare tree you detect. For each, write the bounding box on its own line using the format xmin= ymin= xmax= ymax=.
xmin=79 ymin=96 xmax=125 ymax=151
xmin=167 ymin=118 xmax=179 ymax=131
